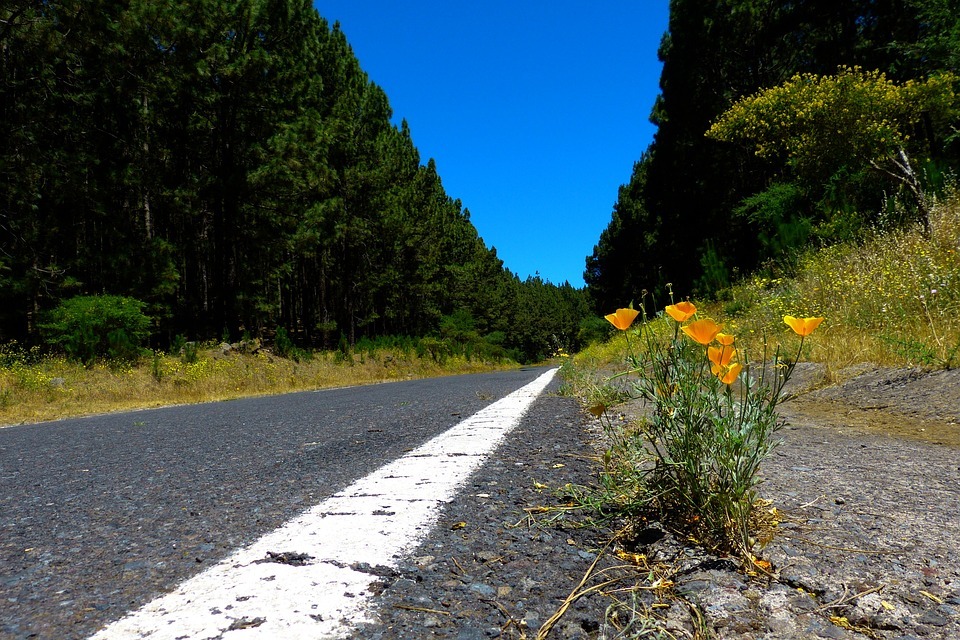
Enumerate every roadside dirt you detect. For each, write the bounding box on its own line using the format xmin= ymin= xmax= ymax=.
xmin=783 ymin=363 xmax=960 ymax=446
xmin=620 ymin=362 xmax=960 ymax=639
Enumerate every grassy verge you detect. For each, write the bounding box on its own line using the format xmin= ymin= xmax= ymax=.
xmin=711 ymin=192 xmax=960 ymax=372
xmin=0 ymin=343 xmax=518 ymax=427
xmin=565 ymin=191 xmax=960 ymax=401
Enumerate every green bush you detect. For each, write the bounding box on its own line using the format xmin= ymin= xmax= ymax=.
xmin=334 ymin=333 xmax=353 ymax=364
xmin=577 ymin=316 xmax=613 ymax=346
xmin=40 ymin=295 xmax=152 ymax=365
xmin=274 ymin=327 xmax=310 ymax=362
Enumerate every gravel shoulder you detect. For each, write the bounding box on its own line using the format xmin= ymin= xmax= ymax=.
xmin=363 ymin=365 xmax=960 ymax=639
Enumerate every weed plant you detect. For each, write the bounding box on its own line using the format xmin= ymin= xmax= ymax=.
xmin=568 ymin=297 xmax=822 ymax=558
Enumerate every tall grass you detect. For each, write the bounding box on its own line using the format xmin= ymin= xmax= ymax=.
xmin=0 ymin=341 xmax=516 ymax=427
xmin=717 ymin=193 xmax=960 ymax=370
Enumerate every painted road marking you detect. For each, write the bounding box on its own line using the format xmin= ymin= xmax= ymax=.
xmin=90 ymin=368 xmax=558 ymax=639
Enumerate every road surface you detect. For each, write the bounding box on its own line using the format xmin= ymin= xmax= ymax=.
xmin=0 ymin=367 xmax=560 ymax=639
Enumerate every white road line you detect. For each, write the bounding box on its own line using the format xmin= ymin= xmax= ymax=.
xmin=90 ymin=368 xmax=558 ymax=640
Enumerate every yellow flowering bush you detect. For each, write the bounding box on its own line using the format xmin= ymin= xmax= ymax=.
xmin=707 ymin=67 xmax=958 ymax=232
xmin=707 ymin=67 xmax=956 ymax=166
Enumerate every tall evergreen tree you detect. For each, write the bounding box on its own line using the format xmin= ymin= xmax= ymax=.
xmin=587 ymin=0 xmax=958 ymax=307
xmin=1 ymin=1 xmax=590 ymax=362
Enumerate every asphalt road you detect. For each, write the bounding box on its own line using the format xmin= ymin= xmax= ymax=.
xmin=0 ymin=367 xmax=558 ymax=640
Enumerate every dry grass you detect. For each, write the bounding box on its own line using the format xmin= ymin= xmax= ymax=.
xmin=0 ymin=345 xmax=517 ymax=427
xmin=566 ymin=192 xmax=960 ymax=392
xmin=709 ymin=193 xmax=960 ymax=371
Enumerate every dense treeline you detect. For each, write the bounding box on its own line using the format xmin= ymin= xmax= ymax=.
xmin=586 ymin=0 xmax=960 ymax=310
xmin=0 ymin=0 xmax=590 ymax=362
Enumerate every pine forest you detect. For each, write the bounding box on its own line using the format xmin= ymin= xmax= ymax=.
xmin=3 ymin=1 xmax=960 ymax=365
xmin=587 ymin=0 xmax=960 ymax=311
xmin=0 ymin=0 xmax=590 ymax=363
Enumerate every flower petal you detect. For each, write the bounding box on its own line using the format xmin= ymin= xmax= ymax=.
xmin=720 ymin=362 xmax=742 ymax=385
xmin=605 ymin=308 xmax=640 ymax=331
xmin=708 ymin=345 xmax=737 ymax=367
xmin=681 ymin=318 xmax=721 ymax=345
xmin=665 ymin=301 xmax=697 ymax=322
xmin=784 ymin=315 xmax=825 ymax=336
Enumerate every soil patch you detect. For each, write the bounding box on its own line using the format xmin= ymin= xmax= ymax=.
xmin=789 ymin=364 xmax=960 ymax=446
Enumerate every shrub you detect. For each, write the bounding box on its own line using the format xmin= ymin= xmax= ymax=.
xmin=577 ymin=316 xmax=613 ymax=346
xmin=40 ymin=295 xmax=152 ymax=365
xmin=273 ymin=327 xmax=310 ymax=362
xmin=334 ymin=333 xmax=352 ymax=364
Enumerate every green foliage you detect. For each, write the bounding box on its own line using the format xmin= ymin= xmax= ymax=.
xmin=439 ymin=309 xmax=477 ymax=343
xmin=334 ymin=334 xmax=353 ymax=364
xmin=587 ymin=1 xmax=960 ymax=305
xmin=273 ymin=327 xmax=310 ymax=362
xmin=152 ymin=351 xmax=164 ymax=383
xmin=695 ymin=241 xmax=731 ymax=298
xmin=577 ymin=316 xmax=614 ymax=347
xmin=876 ymin=334 xmax=956 ymax=368
xmin=733 ymin=183 xmax=812 ymax=268
xmin=576 ymin=301 xmax=819 ymax=556
xmin=0 ymin=341 xmax=42 ymax=368
xmin=169 ymin=335 xmax=199 ymax=364
xmin=707 ymin=67 xmax=958 ymax=231
xmin=40 ymin=295 xmax=152 ymax=365
xmin=707 ymin=68 xmax=956 ymax=166
xmin=274 ymin=328 xmax=294 ymax=358
xmin=0 ymin=0 xmax=590 ymax=360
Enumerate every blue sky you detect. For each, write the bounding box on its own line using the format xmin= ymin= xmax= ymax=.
xmin=312 ymin=2 xmax=670 ymax=287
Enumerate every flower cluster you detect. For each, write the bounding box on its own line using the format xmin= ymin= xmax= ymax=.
xmin=599 ymin=297 xmax=826 ymax=555
xmin=669 ymin=305 xmax=743 ymax=385
xmin=606 ymin=302 xmax=825 ymax=387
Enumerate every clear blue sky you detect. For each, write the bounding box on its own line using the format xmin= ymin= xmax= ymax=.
xmin=312 ymin=2 xmax=670 ymax=287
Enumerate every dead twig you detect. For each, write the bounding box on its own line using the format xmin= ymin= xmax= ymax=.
xmin=393 ymin=604 xmax=451 ymax=616
xmin=537 ymin=539 xmax=613 ymax=639
xmin=481 ymin=598 xmax=527 ymax=637
xmin=813 ymin=584 xmax=884 ymax=613
xmin=450 ymin=556 xmax=468 ymax=575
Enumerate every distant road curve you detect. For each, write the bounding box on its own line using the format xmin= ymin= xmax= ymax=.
xmin=0 ymin=367 xmax=558 ymax=640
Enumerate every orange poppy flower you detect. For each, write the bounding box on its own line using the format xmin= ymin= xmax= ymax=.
xmin=716 ymin=332 xmax=735 ymax=346
xmin=717 ymin=362 xmax=742 ymax=385
xmin=783 ymin=316 xmax=825 ymax=336
xmin=665 ymin=301 xmax=696 ymax=322
xmin=681 ymin=318 xmax=721 ymax=345
xmin=605 ymin=308 xmax=640 ymax=331
xmin=708 ymin=345 xmax=737 ymax=372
